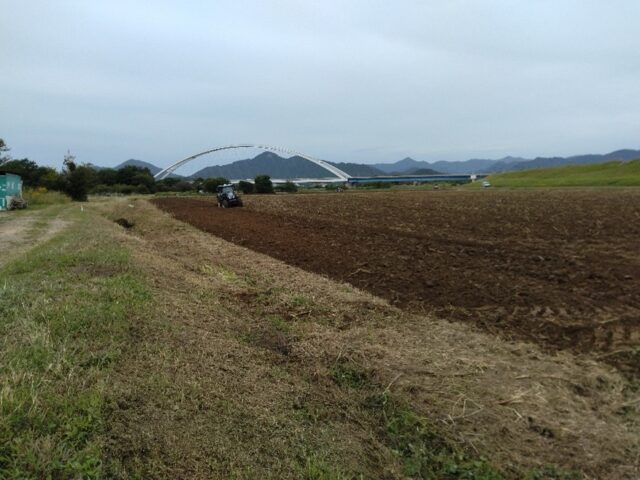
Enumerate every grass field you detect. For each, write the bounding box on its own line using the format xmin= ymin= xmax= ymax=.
xmin=0 ymin=205 xmax=149 ymax=477
xmin=484 ymin=160 xmax=640 ymax=187
xmin=1 ymin=195 xmax=638 ymax=479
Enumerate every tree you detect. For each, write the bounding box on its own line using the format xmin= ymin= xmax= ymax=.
xmin=0 ymin=158 xmax=65 ymax=190
xmin=172 ymin=181 xmax=195 ymax=192
xmin=96 ymin=168 xmax=119 ymax=186
xmin=238 ymin=180 xmax=255 ymax=194
xmin=37 ymin=167 xmax=64 ymax=190
xmin=64 ymin=166 xmax=93 ymax=201
xmin=61 ymin=152 xmax=92 ymax=201
xmin=0 ymin=138 xmax=10 ymax=165
xmin=203 ymin=177 xmax=229 ymax=193
xmin=155 ymin=177 xmax=181 ymax=192
xmin=130 ymin=172 xmax=155 ymax=191
xmin=116 ymin=165 xmax=154 ymax=186
xmin=0 ymin=159 xmax=40 ymax=185
xmin=254 ymin=174 xmax=274 ymax=194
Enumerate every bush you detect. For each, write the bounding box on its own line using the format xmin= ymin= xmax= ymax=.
xmin=238 ymin=180 xmax=255 ymax=194
xmin=254 ymin=175 xmax=274 ymax=194
xmin=276 ymin=181 xmax=298 ymax=193
xmin=112 ymin=184 xmax=134 ymax=195
xmin=92 ymin=184 xmax=111 ymax=195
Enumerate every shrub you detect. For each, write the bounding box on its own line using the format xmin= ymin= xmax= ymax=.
xmin=238 ymin=180 xmax=255 ymax=194
xmin=276 ymin=181 xmax=298 ymax=193
xmin=254 ymin=175 xmax=274 ymax=194
xmin=203 ymin=177 xmax=229 ymax=193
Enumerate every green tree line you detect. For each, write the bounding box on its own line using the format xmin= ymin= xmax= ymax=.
xmin=0 ymin=138 xmax=295 ymax=201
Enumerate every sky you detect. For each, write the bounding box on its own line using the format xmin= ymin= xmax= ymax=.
xmin=1 ymin=0 xmax=639 ymax=171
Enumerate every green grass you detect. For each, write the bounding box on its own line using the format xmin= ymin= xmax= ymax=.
xmin=486 ymin=160 xmax=640 ymax=187
xmin=365 ymin=393 xmax=504 ymax=479
xmin=0 ymin=207 xmax=150 ymax=478
xmin=299 ymin=455 xmax=352 ymax=480
xmin=330 ymin=363 xmax=371 ymax=389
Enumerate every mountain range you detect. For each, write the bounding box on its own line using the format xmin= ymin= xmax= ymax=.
xmin=187 ymin=152 xmax=383 ymax=179
xmin=113 ymin=148 xmax=640 ymax=179
xmin=373 ymin=149 xmax=640 ymax=174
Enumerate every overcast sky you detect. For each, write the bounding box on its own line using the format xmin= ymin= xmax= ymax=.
xmin=1 ymin=0 xmax=639 ymax=170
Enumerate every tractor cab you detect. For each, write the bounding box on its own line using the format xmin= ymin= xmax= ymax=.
xmin=216 ymin=184 xmax=243 ymax=208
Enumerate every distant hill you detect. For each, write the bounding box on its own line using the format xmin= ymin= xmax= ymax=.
xmin=330 ymin=162 xmax=385 ymax=177
xmin=485 ymin=149 xmax=640 ymax=173
xmin=189 ymin=152 xmax=384 ymax=179
xmin=373 ymin=157 xmax=490 ymax=174
xmin=486 ymin=160 xmax=640 ymax=187
xmin=411 ymin=168 xmax=442 ymax=175
xmin=115 ymin=159 xmax=162 ymax=175
xmin=373 ymin=149 xmax=640 ymax=175
xmin=373 ymin=157 xmax=425 ymax=174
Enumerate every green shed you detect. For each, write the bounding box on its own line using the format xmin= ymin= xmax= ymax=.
xmin=0 ymin=173 xmax=23 ymax=211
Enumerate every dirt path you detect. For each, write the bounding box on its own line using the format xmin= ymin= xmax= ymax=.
xmin=100 ymin=198 xmax=638 ymax=479
xmin=0 ymin=208 xmax=70 ymax=268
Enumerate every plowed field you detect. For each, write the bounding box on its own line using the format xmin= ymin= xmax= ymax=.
xmin=152 ymin=190 xmax=640 ymax=374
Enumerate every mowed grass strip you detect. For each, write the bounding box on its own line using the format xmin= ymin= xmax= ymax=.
xmin=0 ymin=208 xmax=149 ymax=478
xmin=486 ymin=159 xmax=640 ymax=187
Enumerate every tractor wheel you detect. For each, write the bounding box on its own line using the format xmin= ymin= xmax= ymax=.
xmin=222 ymin=199 xmax=229 ymax=208
xmin=237 ymin=198 xmax=243 ymax=207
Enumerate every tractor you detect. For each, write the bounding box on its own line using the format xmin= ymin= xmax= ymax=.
xmin=216 ymin=184 xmax=243 ymax=208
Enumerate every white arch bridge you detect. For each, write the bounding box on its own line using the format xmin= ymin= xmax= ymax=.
xmin=154 ymin=144 xmax=351 ymax=182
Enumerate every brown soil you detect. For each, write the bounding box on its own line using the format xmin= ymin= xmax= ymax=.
xmin=151 ymin=190 xmax=640 ymax=375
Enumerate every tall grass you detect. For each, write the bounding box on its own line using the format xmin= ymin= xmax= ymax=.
xmin=487 ymin=160 xmax=640 ymax=187
xmin=22 ymin=187 xmax=70 ymax=206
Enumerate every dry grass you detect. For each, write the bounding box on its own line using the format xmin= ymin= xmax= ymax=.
xmin=96 ymin=198 xmax=638 ymax=479
xmin=0 ymin=204 xmax=70 ymax=268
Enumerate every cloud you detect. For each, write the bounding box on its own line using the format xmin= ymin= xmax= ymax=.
xmin=1 ymin=0 xmax=639 ymax=169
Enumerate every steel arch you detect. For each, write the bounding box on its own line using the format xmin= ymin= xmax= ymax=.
xmin=154 ymin=144 xmax=351 ymax=181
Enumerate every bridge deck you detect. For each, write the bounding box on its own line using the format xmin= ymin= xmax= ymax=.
xmin=348 ymin=174 xmax=486 ymax=184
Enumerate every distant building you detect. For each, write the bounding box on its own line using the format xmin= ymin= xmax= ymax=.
xmin=0 ymin=173 xmax=23 ymax=210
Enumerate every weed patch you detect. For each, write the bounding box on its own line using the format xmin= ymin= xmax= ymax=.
xmin=23 ymin=188 xmax=70 ymax=207
xmin=330 ymin=363 xmax=371 ymax=389
xmin=299 ymin=455 xmax=350 ymax=480
xmin=365 ymin=392 xmax=504 ymax=479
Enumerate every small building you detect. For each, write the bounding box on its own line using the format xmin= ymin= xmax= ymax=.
xmin=0 ymin=173 xmax=23 ymax=211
